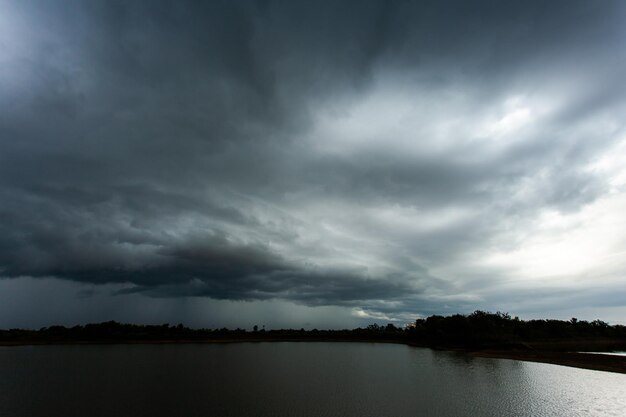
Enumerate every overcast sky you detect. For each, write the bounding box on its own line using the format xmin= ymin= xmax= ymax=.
xmin=1 ymin=0 xmax=626 ymax=329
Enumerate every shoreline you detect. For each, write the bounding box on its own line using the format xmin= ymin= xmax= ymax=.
xmin=469 ymin=349 xmax=626 ymax=374
xmin=2 ymin=338 xmax=625 ymax=374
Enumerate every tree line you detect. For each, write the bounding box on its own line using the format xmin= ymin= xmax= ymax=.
xmin=2 ymin=311 xmax=625 ymax=351
xmin=405 ymin=311 xmax=626 ymax=350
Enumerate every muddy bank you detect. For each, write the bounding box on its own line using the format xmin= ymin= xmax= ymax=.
xmin=470 ymin=350 xmax=626 ymax=374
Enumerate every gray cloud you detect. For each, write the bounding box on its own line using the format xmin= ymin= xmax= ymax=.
xmin=1 ymin=0 xmax=626 ymax=326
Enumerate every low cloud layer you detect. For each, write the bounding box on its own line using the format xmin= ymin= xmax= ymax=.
xmin=1 ymin=1 xmax=626 ymax=327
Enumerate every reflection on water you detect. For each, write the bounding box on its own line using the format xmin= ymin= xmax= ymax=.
xmin=585 ymin=351 xmax=626 ymax=357
xmin=0 ymin=343 xmax=624 ymax=417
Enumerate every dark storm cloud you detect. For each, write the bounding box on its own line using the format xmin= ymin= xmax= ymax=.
xmin=0 ymin=199 xmax=417 ymax=305
xmin=1 ymin=0 xmax=626 ymax=323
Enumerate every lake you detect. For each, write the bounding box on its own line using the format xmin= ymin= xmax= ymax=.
xmin=1 ymin=342 xmax=625 ymax=416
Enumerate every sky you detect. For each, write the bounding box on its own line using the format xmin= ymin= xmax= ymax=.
xmin=1 ymin=0 xmax=626 ymax=329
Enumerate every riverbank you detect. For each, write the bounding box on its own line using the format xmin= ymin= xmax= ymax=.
xmin=0 ymin=337 xmax=405 ymax=347
xmin=470 ymin=350 xmax=626 ymax=374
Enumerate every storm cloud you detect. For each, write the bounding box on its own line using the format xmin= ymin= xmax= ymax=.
xmin=1 ymin=0 xmax=626 ymax=327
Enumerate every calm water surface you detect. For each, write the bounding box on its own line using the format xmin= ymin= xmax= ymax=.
xmin=1 ymin=342 xmax=625 ymax=417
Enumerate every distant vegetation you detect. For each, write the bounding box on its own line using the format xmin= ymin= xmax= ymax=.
xmin=406 ymin=311 xmax=626 ymax=351
xmin=2 ymin=311 xmax=626 ymax=352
